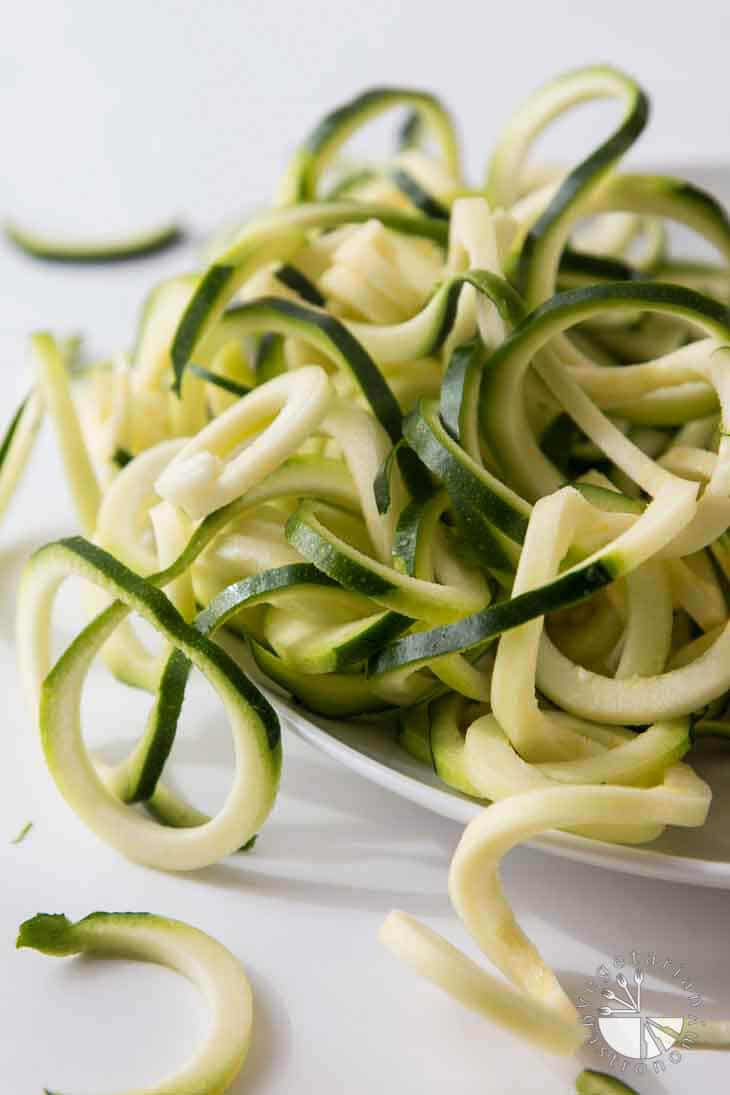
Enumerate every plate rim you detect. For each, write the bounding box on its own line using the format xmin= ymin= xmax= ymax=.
xmin=275 ymin=701 xmax=730 ymax=891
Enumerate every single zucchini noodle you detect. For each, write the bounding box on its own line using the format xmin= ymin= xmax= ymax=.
xmin=5 ymin=219 xmax=185 ymax=263
xmin=8 ymin=63 xmax=730 ymax=1082
xmin=17 ymin=911 xmax=252 ymax=1094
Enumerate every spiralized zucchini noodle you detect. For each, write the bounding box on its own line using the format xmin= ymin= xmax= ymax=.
xmin=17 ymin=911 xmax=252 ymax=1095
xmin=8 ymin=64 xmax=730 ymax=1073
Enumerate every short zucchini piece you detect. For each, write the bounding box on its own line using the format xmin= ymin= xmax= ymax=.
xmin=6 ymin=219 xmax=184 ymax=263
xmin=576 ymin=1069 xmax=639 ymax=1095
xmin=18 ymin=910 xmax=252 ymax=1095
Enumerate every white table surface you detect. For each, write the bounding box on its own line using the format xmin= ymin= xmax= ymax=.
xmin=2 ymin=3 xmax=730 ymax=1091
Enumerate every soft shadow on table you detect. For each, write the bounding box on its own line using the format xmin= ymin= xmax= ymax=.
xmin=99 ymin=722 xmax=457 ymax=875
xmin=191 ymin=861 xmax=451 ymax=917
xmin=190 ymin=748 xmax=455 ymax=914
xmin=500 ymin=846 xmax=730 ymax=1016
xmin=191 ymin=752 xmax=455 ymax=913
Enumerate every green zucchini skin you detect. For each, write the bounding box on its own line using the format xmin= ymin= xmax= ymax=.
xmin=250 ymin=640 xmax=393 ymax=718
xmin=558 ymin=248 xmax=640 ymax=286
xmin=326 ymin=611 xmax=414 ymax=670
xmin=274 ymin=263 xmax=325 ymax=305
xmin=170 ymin=202 xmax=449 ymax=396
xmin=572 ymin=482 xmax=645 ymax=515
xmin=188 ymin=363 xmax=250 ymax=398
xmin=285 ymin=500 xmax=487 ymax=623
xmin=369 ymin=561 xmax=613 ymax=675
xmin=428 ymin=695 xmax=483 ymax=797
xmin=124 ymin=649 xmax=192 ymax=803
xmin=254 ymin=332 xmax=287 ymax=382
xmin=389 ymin=168 xmax=450 ymax=219
xmin=518 ymin=82 xmax=649 ymax=301
xmin=179 ymin=295 xmax=404 ymax=441
xmin=432 ymin=271 xmax=526 ymax=352
xmin=373 ymin=442 xmax=404 ymax=515
xmin=0 ymin=393 xmax=32 ymax=467
xmin=528 ymin=280 xmax=730 ymax=334
xmin=172 ymin=266 xmax=519 ymax=423
xmin=576 ymin=1069 xmax=639 ymax=1095
xmin=167 ymin=456 xmax=361 ymax=583
xmin=439 ymin=337 xmax=484 ymax=447
xmin=404 ymin=400 xmax=529 ymax=545
xmin=172 ymin=264 xmax=237 ymax=388
xmin=373 ymin=441 xmax=432 ymax=516
xmin=396 ymin=110 xmax=422 ymax=152
xmin=112 ymin=447 xmax=134 ymax=469
xmin=5 ymin=220 xmax=185 ymax=263
xmin=396 ymin=703 xmax=433 ymax=764
xmin=19 ymin=65 xmax=730 ymax=1068
xmin=402 ymin=398 xmax=525 ymax=581
xmin=324 ymin=168 xmax=378 ymax=200
xmin=195 ymin=563 xmax=336 ymax=634
xmin=44 ymin=535 xmax=281 ymax=760
xmin=132 ymin=566 xmax=329 ymax=801
xmin=128 ymin=552 xmax=418 ymax=805
xmin=603 ymin=173 xmax=730 ymax=262
xmin=265 ymin=605 xmax=414 ymax=674
xmin=130 ymin=562 xmax=405 ymax=826
xmin=690 ymin=719 xmax=730 ymax=745
xmin=392 ymin=491 xmax=448 ymax=576
xmin=286 ymin=510 xmax=396 ymax=601
xmin=483 ymin=65 xmax=650 ymax=305
xmin=483 ymin=283 xmax=730 ymax=399
xmin=278 ymin=86 xmax=461 ymax=204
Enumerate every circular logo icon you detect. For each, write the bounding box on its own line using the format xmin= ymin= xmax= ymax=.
xmin=598 ymin=1014 xmax=684 ymax=1059
xmin=574 ymin=950 xmax=703 ymax=1078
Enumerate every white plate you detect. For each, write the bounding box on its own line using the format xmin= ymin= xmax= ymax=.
xmin=269 ymin=161 xmax=730 ymax=890
xmin=271 ymin=696 xmax=730 ymax=889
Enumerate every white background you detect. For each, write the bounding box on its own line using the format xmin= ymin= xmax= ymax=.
xmin=2 ymin=2 xmax=730 ymax=1092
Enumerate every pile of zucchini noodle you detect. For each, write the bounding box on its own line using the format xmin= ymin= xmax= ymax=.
xmin=9 ymin=63 xmax=730 ymax=1085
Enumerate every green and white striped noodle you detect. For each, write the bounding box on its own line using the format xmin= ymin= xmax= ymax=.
xmin=0 ymin=389 xmax=44 ymax=525
xmin=276 ymin=87 xmax=462 ymax=205
xmin=18 ymin=538 xmax=281 ymax=870
xmin=17 ymin=910 xmax=252 ymax=1095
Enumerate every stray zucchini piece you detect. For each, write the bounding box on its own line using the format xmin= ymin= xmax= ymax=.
xmin=18 ymin=911 xmax=252 ymax=1095
xmin=5 ymin=220 xmax=185 ymax=263
xmin=576 ymin=1069 xmax=639 ymax=1094
xmin=10 ymin=820 xmax=33 ymax=845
